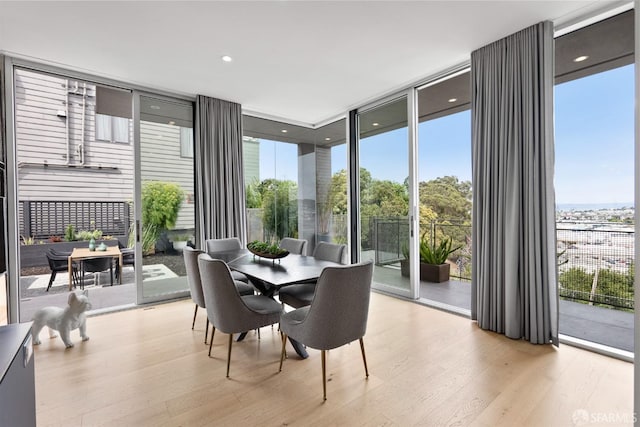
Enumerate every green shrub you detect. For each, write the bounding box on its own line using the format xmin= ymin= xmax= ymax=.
xmin=64 ymin=224 xmax=75 ymax=242
xmin=141 ymin=181 xmax=184 ymax=252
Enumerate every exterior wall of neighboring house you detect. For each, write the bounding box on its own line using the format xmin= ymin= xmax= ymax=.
xmin=243 ymin=136 xmax=260 ymax=185
xmin=14 ymin=67 xmax=195 ymax=237
xmin=140 ymin=121 xmax=194 ymax=232
xmin=15 ymin=68 xmax=134 ymax=202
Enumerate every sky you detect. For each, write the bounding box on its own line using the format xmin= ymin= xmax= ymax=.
xmin=260 ymin=64 xmax=635 ymax=207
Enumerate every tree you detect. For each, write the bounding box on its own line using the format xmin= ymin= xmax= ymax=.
xmin=260 ymin=179 xmax=298 ymax=241
xmin=245 ymin=178 xmax=262 ymax=209
xmin=419 ymin=176 xmax=472 ymax=222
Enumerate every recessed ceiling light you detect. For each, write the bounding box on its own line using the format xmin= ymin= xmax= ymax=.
xmin=573 ymin=55 xmax=589 ymax=62
xmin=448 ymin=98 xmax=457 ymax=103
xmin=372 ymin=122 xmax=379 ymax=126
xmin=325 ymin=137 xmax=331 ymax=141
xmin=150 ymin=105 xmax=160 ymax=110
xmin=281 ymin=129 xmax=288 ymax=133
xmin=221 ymin=55 xmax=233 ymax=62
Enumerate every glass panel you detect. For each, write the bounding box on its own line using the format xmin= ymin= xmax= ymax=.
xmin=139 ymin=96 xmax=194 ymax=301
xmin=417 ymin=72 xmax=472 ymax=310
xmin=555 ymin=63 xmax=635 ymax=351
xmin=243 ymin=134 xmax=300 ymax=245
xmin=313 ymin=119 xmax=347 ymax=248
xmin=358 ymin=97 xmax=410 ymax=294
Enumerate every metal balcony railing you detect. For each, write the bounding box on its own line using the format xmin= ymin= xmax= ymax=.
xmin=366 ymin=217 xmax=634 ymax=310
xmin=557 ymin=223 xmax=634 ymax=310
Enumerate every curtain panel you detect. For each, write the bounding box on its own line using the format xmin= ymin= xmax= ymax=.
xmin=195 ymin=95 xmax=247 ymax=243
xmin=470 ymin=21 xmax=558 ymax=345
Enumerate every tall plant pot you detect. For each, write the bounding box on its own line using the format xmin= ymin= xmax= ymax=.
xmin=420 ymin=263 xmax=450 ymax=283
xmin=400 ymin=259 xmax=409 ymax=277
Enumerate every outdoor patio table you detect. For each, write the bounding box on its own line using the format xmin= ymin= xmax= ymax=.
xmin=67 ymin=247 xmax=123 ymax=291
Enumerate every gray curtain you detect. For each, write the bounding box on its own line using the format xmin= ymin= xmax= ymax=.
xmin=0 ymin=55 xmax=5 ymax=164
xmin=470 ymin=21 xmax=558 ymax=345
xmin=195 ymin=95 xmax=247 ymax=243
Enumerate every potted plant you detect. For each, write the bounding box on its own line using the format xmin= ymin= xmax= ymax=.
xmin=400 ymin=235 xmax=461 ymax=283
xmin=172 ymin=234 xmax=191 ymax=252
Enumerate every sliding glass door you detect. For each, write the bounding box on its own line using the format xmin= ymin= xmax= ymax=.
xmin=136 ymin=95 xmax=194 ymax=303
xmin=357 ymin=95 xmax=418 ymax=298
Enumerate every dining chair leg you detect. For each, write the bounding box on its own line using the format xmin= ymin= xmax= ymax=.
xmin=359 ymin=338 xmax=369 ymax=378
xmin=192 ymin=305 xmax=198 ymax=330
xmin=257 ymin=328 xmax=261 ymax=340
xmin=321 ymin=350 xmax=327 ymax=401
xmin=204 ymin=318 xmax=209 ymax=344
xmin=208 ymin=327 xmax=215 ymax=357
xmin=279 ymin=333 xmax=287 ymax=372
xmin=226 ymin=334 xmax=233 ymax=378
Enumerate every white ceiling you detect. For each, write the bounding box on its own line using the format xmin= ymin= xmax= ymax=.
xmin=0 ymin=1 xmax=620 ymax=127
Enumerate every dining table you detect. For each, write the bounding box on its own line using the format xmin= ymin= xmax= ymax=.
xmin=210 ymin=248 xmax=341 ymax=358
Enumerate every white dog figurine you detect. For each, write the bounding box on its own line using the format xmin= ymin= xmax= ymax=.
xmin=32 ymin=290 xmax=92 ymax=348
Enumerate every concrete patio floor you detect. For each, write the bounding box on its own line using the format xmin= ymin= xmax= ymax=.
xmin=419 ymin=279 xmax=633 ymax=352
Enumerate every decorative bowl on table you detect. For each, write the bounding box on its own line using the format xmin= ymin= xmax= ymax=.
xmin=247 ymin=241 xmax=289 ymax=260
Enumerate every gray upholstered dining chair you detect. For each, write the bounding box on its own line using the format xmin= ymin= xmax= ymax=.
xmin=279 ymin=260 xmax=374 ymax=400
xmin=198 ymin=253 xmax=283 ymax=377
xmin=278 ymin=242 xmax=346 ymax=309
xmin=184 ymin=247 xmax=254 ymax=344
xmin=205 ymin=237 xmax=251 ymax=283
xmin=279 ymin=237 xmax=307 ymax=255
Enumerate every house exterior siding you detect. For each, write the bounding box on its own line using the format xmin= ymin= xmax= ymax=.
xmin=14 ymin=68 xmax=195 ymax=237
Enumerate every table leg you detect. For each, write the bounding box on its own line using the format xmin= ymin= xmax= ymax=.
xmin=118 ymin=254 xmax=123 ymax=285
xmin=68 ymin=256 xmax=73 ymax=291
xmin=289 ymin=337 xmax=308 ymax=359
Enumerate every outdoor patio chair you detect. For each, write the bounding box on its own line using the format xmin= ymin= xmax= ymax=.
xmin=279 ymin=260 xmax=374 ymax=400
xmin=115 ymin=242 xmax=135 ymax=281
xmin=45 ymin=249 xmax=79 ymax=291
xmin=81 ymin=257 xmax=113 ymax=289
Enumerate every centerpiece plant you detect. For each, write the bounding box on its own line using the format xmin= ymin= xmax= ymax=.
xmin=247 ymin=240 xmax=289 ymax=259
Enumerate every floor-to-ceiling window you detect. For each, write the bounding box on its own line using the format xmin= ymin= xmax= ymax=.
xmin=242 ymin=116 xmax=346 ymax=256
xmin=13 ymin=67 xmax=136 ymax=319
xmin=416 ymin=71 xmax=472 ymax=311
xmin=554 ymin=10 xmax=634 ymax=352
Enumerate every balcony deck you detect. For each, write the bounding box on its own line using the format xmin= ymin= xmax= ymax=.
xmin=370 ymin=264 xmax=633 ymax=352
xmin=419 ymin=278 xmax=633 ymax=352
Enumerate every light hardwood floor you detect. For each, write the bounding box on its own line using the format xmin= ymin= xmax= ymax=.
xmin=33 ymin=293 xmax=633 ymax=426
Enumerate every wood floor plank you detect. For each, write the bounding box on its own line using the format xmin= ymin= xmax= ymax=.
xmin=32 ymin=293 xmax=633 ymax=426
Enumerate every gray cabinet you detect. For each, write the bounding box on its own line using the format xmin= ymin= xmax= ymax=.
xmin=0 ymin=323 xmax=36 ymax=427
